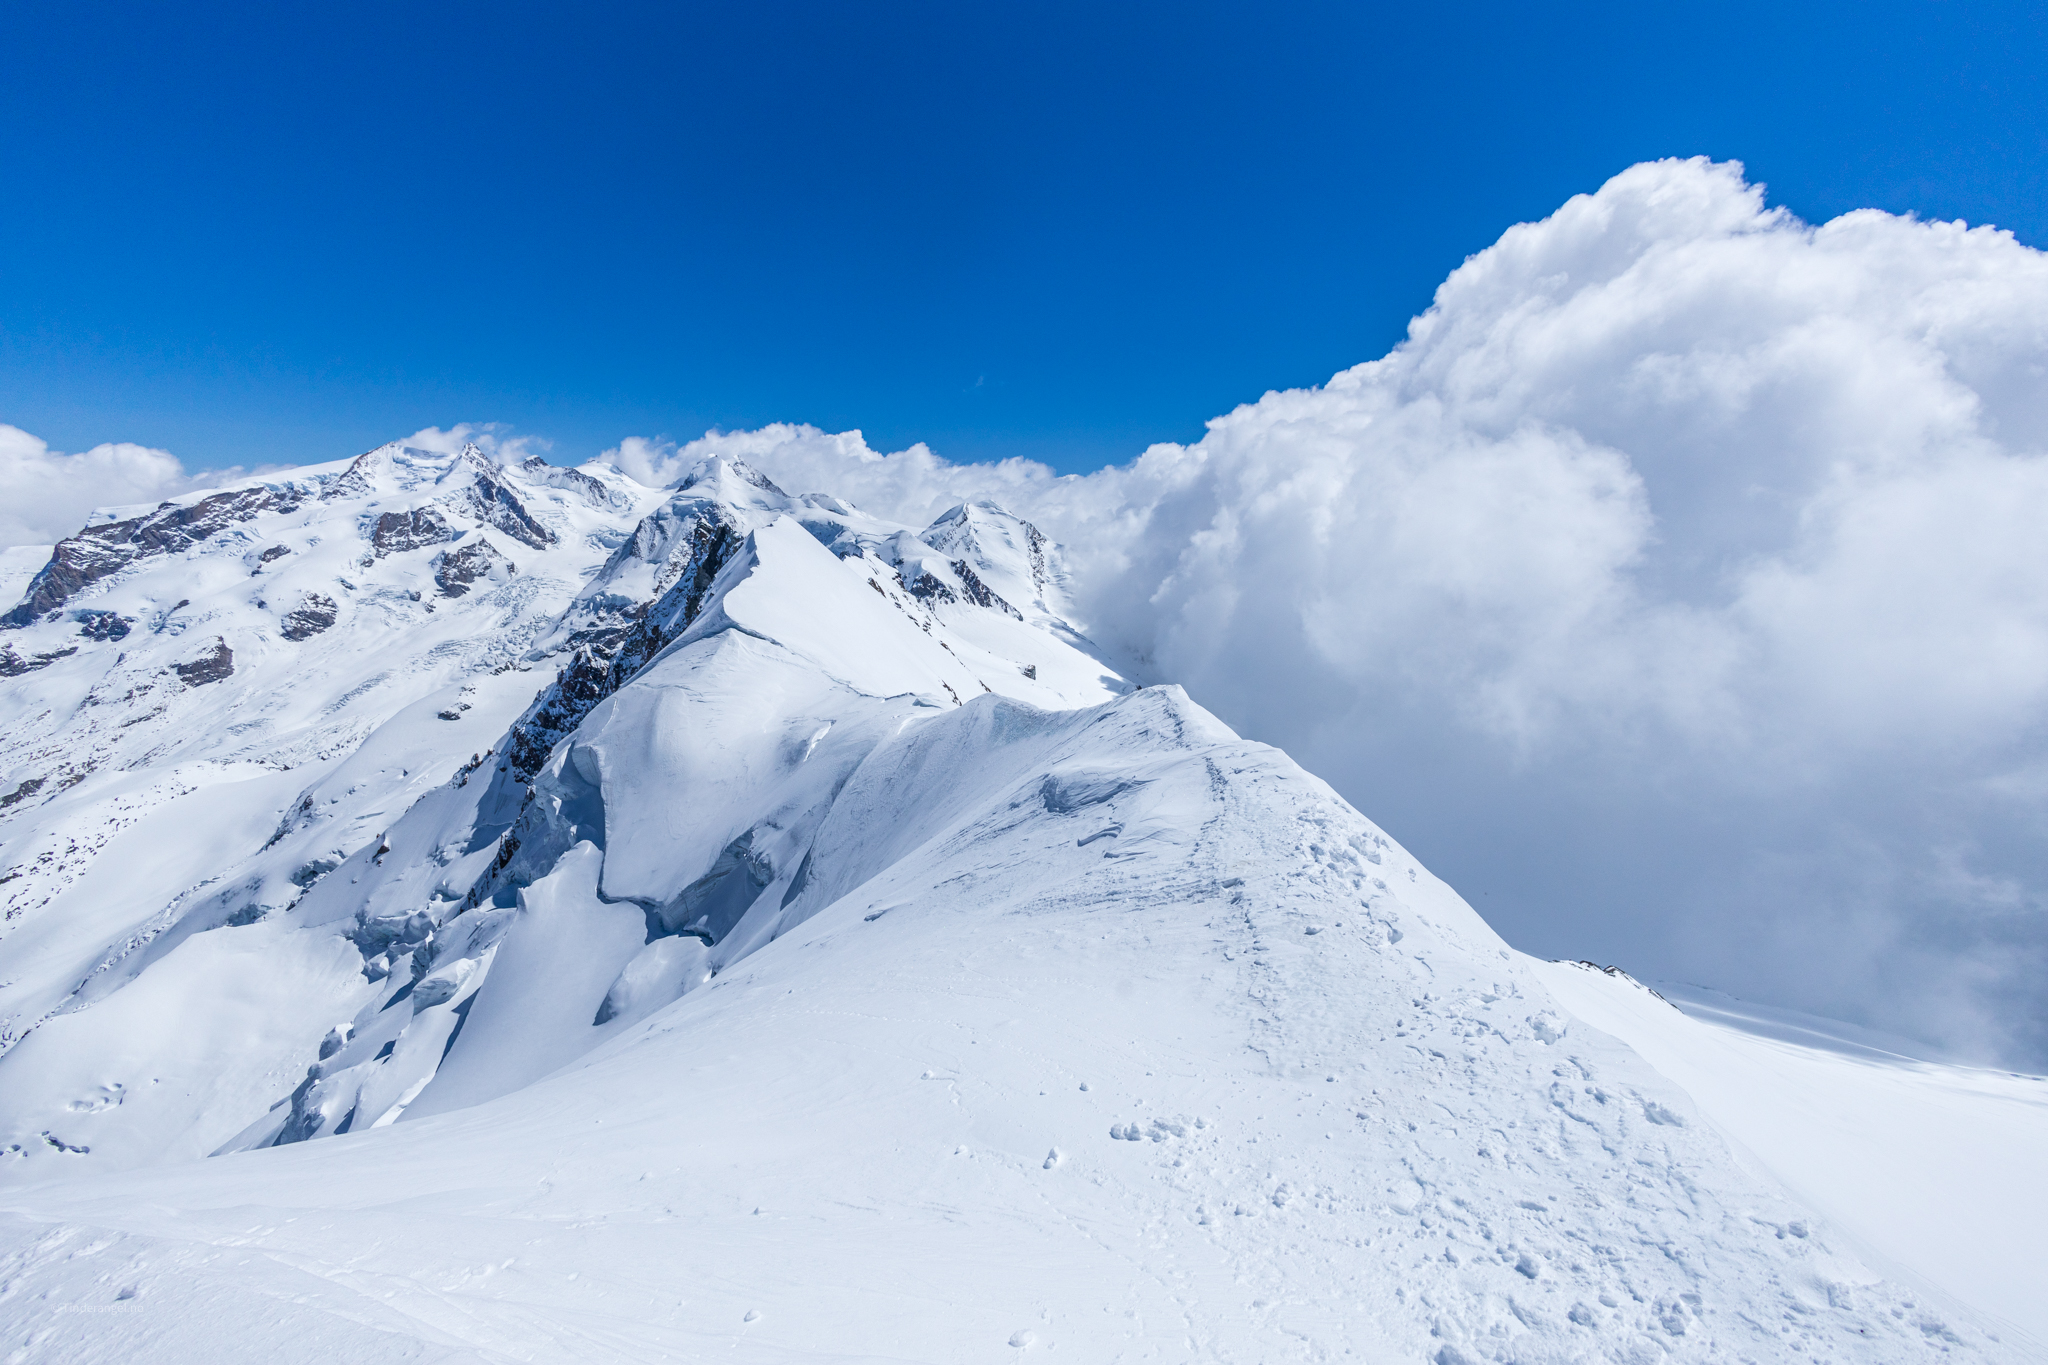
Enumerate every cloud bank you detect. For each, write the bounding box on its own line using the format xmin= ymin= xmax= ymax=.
xmin=646 ymin=159 xmax=2048 ymax=1065
xmin=0 ymin=426 xmax=235 ymax=549
xmin=393 ymin=423 xmax=550 ymax=466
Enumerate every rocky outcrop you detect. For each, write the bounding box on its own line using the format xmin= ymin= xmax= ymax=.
xmin=461 ymin=470 xmax=555 ymax=551
xmin=0 ymin=776 xmax=45 ymax=810
xmin=371 ymin=508 xmax=454 ymax=556
xmin=0 ymin=645 xmax=78 ymax=676
xmin=435 ymin=540 xmax=515 ymax=598
xmin=76 ymin=612 xmax=133 ymax=642
xmin=3 ymin=486 xmax=291 ymax=627
xmin=279 ymin=595 xmax=339 ymax=641
xmin=174 ymin=638 xmax=234 ymax=686
xmin=903 ymin=559 xmax=1022 ymax=618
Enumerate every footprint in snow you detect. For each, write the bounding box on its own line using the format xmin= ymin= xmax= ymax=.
xmin=1109 ymin=1116 xmax=1199 ymax=1142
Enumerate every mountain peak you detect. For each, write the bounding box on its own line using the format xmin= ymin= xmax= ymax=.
xmin=673 ymin=453 xmax=787 ymax=501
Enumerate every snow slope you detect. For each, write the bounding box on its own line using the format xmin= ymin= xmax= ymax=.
xmin=1535 ymin=959 xmax=2048 ymax=1349
xmin=0 ymin=446 xmax=1115 ymax=1171
xmin=0 ymin=444 xmax=2034 ymax=1363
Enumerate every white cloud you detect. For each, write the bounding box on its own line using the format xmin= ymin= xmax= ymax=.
xmin=0 ymin=425 xmax=242 ymax=549
xmin=396 ymin=423 xmax=549 ymax=465
xmin=598 ymin=424 xmax=1065 ymax=521
xmin=665 ymin=159 xmax=2048 ymax=1064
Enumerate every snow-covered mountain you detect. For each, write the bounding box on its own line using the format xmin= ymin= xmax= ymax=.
xmin=0 ymin=442 xmax=2039 ymax=1362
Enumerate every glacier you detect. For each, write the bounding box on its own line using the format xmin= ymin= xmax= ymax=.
xmin=0 ymin=439 xmax=2041 ymax=1362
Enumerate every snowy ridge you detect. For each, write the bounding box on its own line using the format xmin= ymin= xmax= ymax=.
xmin=0 ymin=441 xmax=2035 ymax=1362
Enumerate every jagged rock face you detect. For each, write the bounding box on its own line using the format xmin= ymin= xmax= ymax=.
xmin=434 ymin=539 xmax=515 ymax=597
xmin=501 ymin=512 xmax=740 ymax=782
xmin=564 ymin=460 xmax=785 ymax=628
xmin=370 ymin=508 xmax=454 ymax=556
xmin=278 ymin=594 xmax=338 ymax=641
xmin=3 ymin=486 xmax=289 ymax=627
xmin=461 ymin=470 xmax=556 ymax=550
xmin=319 ymin=443 xmax=555 ymax=554
xmin=903 ymin=558 xmax=1021 ymax=617
xmin=173 ymin=638 xmax=234 ymax=686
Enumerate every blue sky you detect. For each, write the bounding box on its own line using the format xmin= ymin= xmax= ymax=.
xmin=4 ymin=0 xmax=2043 ymax=475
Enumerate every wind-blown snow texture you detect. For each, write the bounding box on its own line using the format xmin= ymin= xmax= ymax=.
xmin=0 ymin=440 xmax=2036 ymax=1361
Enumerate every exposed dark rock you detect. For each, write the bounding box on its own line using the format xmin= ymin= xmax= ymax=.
xmin=0 ymin=644 xmax=78 ymax=676
xmin=435 ymin=539 xmax=515 ymax=597
xmin=257 ymin=544 xmax=292 ymax=563
xmin=4 ymin=485 xmax=285 ymax=627
xmin=904 ymin=559 xmax=1021 ymax=618
xmin=279 ymin=594 xmax=339 ymax=641
xmin=953 ymin=561 xmax=1021 ymax=616
xmin=462 ymin=466 xmax=556 ymax=550
xmin=0 ymin=777 xmax=46 ymax=809
xmin=371 ymin=508 xmax=454 ymax=556
xmin=76 ymin=611 xmax=133 ymax=642
xmin=501 ymin=511 xmax=737 ymax=781
xmin=174 ymin=637 xmax=235 ymax=686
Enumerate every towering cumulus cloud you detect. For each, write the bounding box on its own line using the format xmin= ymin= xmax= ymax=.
xmin=661 ymin=158 xmax=2048 ymax=1065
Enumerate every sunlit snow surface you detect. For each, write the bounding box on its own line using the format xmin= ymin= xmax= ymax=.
xmin=0 ymin=446 xmax=2038 ymax=1362
xmin=1537 ymin=961 xmax=2048 ymax=1349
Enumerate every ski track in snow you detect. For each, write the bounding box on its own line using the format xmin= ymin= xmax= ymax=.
xmin=0 ymin=446 xmax=2037 ymax=1363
